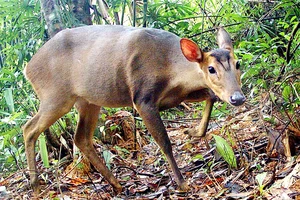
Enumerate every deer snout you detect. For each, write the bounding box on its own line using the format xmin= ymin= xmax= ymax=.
xmin=229 ymin=91 xmax=246 ymax=106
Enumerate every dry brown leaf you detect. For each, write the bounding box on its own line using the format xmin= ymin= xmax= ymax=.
xmin=65 ymin=156 xmax=91 ymax=180
xmin=266 ymin=163 xmax=300 ymax=199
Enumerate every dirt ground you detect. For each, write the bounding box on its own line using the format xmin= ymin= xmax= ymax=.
xmin=1 ymin=102 xmax=299 ymax=199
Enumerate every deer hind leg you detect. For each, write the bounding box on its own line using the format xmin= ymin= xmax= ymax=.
xmin=23 ymin=97 xmax=76 ymax=195
xmin=74 ymin=99 xmax=122 ymax=194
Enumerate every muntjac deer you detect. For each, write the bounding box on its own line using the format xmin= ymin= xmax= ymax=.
xmin=23 ymin=25 xmax=245 ymax=195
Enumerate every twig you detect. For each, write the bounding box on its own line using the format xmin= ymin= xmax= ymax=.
xmin=168 ymin=15 xmax=222 ymax=25
xmin=189 ymin=16 xmax=286 ymax=39
xmin=286 ymin=22 xmax=299 ymax=64
xmin=189 ymin=23 xmax=242 ymax=38
xmin=115 ymin=166 xmax=155 ymax=177
xmin=290 ymin=42 xmax=300 ymax=60
xmin=276 ymin=22 xmax=300 ymax=82
xmin=283 ymin=108 xmax=297 ymax=129
xmin=87 ymin=173 xmax=106 ymax=199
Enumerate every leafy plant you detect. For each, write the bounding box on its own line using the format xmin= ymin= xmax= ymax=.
xmin=38 ymin=134 xmax=50 ymax=168
xmin=212 ymin=134 xmax=237 ymax=169
xmin=0 ymin=0 xmax=44 ymax=175
xmin=103 ymin=149 xmax=113 ymax=170
xmin=256 ymin=172 xmax=267 ymax=196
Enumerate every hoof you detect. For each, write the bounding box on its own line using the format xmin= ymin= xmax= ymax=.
xmin=184 ymin=126 xmax=206 ymax=137
xmin=178 ymin=181 xmax=189 ymax=192
xmin=31 ymin=181 xmax=41 ymax=197
xmin=113 ymin=184 xmax=123 ymax=195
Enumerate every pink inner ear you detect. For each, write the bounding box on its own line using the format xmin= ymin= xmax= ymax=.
xmin=190 ymin=49 xmax=200 ymax=60
xmin=180 ymin=39 xmax=201 ymax=62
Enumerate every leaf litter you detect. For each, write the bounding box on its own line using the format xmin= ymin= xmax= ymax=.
xmin=0 ymin=100 xmax=299 ymax=199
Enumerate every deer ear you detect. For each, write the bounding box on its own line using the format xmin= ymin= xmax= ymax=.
xmin=180 ymin=38 xmax=202 ymax=62
xmin=217 ymin=27 xmax=234 ymax=53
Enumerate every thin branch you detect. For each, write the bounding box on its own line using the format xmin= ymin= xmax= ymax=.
xmin=133 ymin=0 xmax=136 ymax=27
xmin=291 ymin=42 xmax=300 ymax=58
xmin=168 ymin=15 xmax=222 ymax=25
xmin=276 ymin=22 xmax=300 ymax=82
xmin=189 ymin=23 xmax=242 ymax=38
xmin=142 ymin=0 xmax=147 ymax=27
xmin=188 ymin=15 xmax=286 ymax=39
xmin=286 ymin=22 xmax=300 ymax=63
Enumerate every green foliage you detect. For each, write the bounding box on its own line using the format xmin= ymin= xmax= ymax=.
xmin=103 ymin=149 xmax=113 ymax=170
xmin=212 ymin=134 xmax=237 ymax=169
xmin=4 ymin=88 xmax=14 ymax=113
xmin=256 ymin=172 xmax=267 ymax=195
xmin=0 ymin=0 xmax=44 ymax=175
xmin=191 ymin=153 xmax=204 ymax=161
xmin=38 ymin=134 xmax=50 ymax=168
xmin=114 ymin=145 xmax=130 ymax=158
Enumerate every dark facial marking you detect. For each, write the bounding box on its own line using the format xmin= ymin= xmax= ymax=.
xmin=210 ymin=49 xmax=231 ymax=71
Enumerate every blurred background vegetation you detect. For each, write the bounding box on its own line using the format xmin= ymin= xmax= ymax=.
xmin=0 ymin=0 xmax=299 ymax=177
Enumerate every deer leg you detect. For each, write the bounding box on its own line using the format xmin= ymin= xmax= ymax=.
xmin=135 ymin=102 xmax=188 ymax=191
xmin=23 ymin=98 xmax=75 ymax=195
xmin=196 ymin=90 xmax=218 ymax=137
xmin=196 ymin=98 xmax=215 ymax=137
xmin=185 ymin=89 xmax=217 ymax=137
xmin=74 ymin=99 xmax=122 ymax=194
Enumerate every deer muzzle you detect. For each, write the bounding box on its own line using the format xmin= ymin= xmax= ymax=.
xmin=229 ymin=91 xmax=246 ymax=106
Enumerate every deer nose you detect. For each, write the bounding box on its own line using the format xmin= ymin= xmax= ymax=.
xmin=229 ymin=91 xmax=246 ymax=106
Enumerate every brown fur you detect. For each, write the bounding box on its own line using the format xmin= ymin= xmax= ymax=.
xmin=23 ymin=25 xmax=245 ymax=195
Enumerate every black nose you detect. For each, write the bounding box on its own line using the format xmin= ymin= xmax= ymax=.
xmin=229 ymin=91 xmax=246 ymax=106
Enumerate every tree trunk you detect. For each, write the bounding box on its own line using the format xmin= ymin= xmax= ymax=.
xmin=72 ymin=0 xmax=93 ymax=25
xmin=38 ymin=0 xmax=93 ymax=160
xmin=39 ymin=0 xmax=64 ymax=38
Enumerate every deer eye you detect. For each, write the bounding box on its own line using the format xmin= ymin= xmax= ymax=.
xmin=236 ymin=61 xmax=240 ymax=70
xmin=208 ymin=66 xmax=216 ymax=74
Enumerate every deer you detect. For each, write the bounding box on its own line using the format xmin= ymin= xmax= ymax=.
xmin=23 ymin=25 xmax=246 ymax=195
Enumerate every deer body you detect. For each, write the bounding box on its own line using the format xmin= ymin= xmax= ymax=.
xmin=26 ymin=26 xmax=204 ymax=109
xmin=24 ymin=25 xmax=245 ymax=195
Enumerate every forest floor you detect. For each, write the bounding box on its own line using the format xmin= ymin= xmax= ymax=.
xmin=1 ymin=101 xmax=300 ymax=200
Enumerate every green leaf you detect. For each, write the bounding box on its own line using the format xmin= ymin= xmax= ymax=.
xmin=282 ymin=85 xmax=292 ymax=102
xmin=4 ymin=88 xmax=15 ymax=113
xmin=192 ymin=154 xmax=204 ymax=161
xmin=0 ymin=128 xmax=18 ymax=137
xmin=103 ymin=150 xmax=112 ymax=170
xmin=212 ymin=134 xmax=237 ymax=168
xmin=225 ymin=13 xmax=244 ymax=21
xmin=256 ymin=172 xmax=267 ymax=194
xmin=38 ymin=134 xmax=49 ymax=168
xmin=256 ymin=172 xmax=267 ymax=187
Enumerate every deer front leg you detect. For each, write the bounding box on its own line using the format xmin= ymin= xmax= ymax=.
xmin=135 ymin=102 xmax=188 ymax=191
xmin=196 ymin=97 xmax=215 ymax=137
xmin=185 ymin=89 xmax=217 ymax=137
xmin=197 ymin=90 xmax=218 ymax=137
